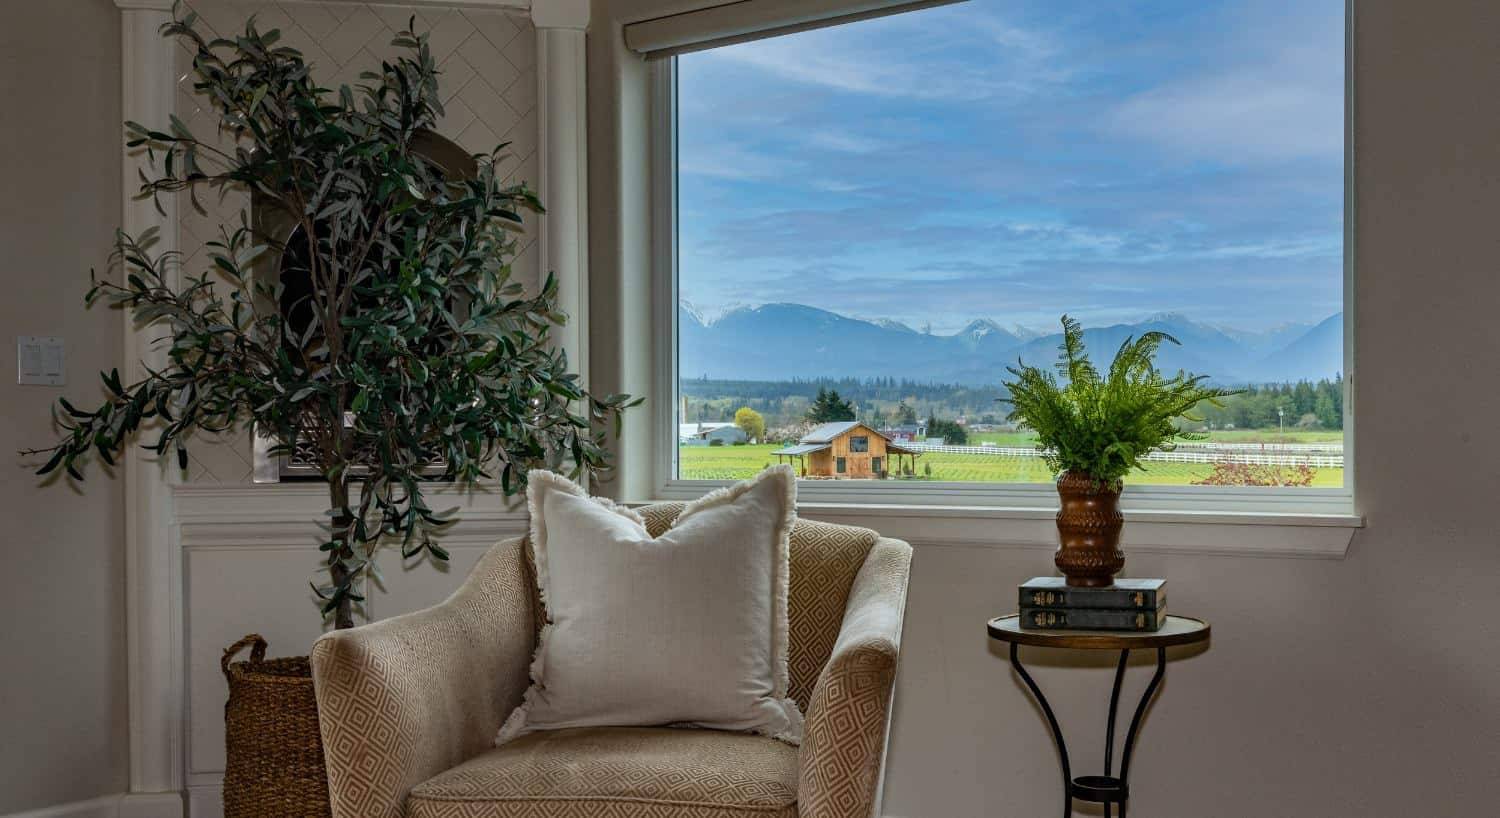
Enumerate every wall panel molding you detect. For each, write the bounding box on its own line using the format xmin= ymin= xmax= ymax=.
xmin=175 ymin=482 xmax=523 ymax=815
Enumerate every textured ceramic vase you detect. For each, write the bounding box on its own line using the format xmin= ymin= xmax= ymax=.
xmin=1054 ymin=470 xmax=1125 ymax=587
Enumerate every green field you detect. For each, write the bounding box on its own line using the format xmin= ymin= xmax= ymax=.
xmin=679 ymin=443 xmax=1345 ymax=487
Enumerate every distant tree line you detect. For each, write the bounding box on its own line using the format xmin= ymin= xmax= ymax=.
xmin=679 ymin=375 xmax=1345 ymax=434
xmin=680 ymin=377 xmax=1009 ymax=430
xmin=1191 ymin=375 xmax=1345 ymax=431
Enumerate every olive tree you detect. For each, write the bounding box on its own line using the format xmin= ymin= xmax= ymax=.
xmin=22 ymin=9 xmax=637 ymax=628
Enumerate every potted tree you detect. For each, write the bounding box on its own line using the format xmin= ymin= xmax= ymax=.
xmin=22 ymin=9 xmax=636 ymax=814
xmin=1003 ymin=316 xmax=1234 ymax=587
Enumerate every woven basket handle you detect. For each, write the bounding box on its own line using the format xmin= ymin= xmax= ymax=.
xmin=221 ymin=633 xmax=269 ymax=682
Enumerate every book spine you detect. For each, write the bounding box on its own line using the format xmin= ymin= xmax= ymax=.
xmin=1019 ymin=587 xmax=1164 ymax=610
xmin=1019 ymin=607 xmax=1167 ymax=632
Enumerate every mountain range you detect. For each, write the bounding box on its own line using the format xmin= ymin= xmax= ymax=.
xmin=679 ymin=303 xmax=1343 ymax=386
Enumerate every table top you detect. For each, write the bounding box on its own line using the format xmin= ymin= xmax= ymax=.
xmin=987 ymin=614 xmax=1211 ymax=650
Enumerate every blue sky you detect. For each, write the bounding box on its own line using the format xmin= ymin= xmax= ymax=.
xmin=677 ymin=0 xmax=1345 ymax=334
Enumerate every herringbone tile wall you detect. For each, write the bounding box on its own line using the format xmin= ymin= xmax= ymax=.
xmin=172 ymin=1 xmax=540 ymax=484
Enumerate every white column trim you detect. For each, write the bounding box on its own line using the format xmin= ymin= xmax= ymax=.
xmin=532 ymin=0 xmax=589 ymax=30
xmin=117 ymin=1 xmax=185 ymax=813
xmin=534 ymin=3 xmax=591 ymax=389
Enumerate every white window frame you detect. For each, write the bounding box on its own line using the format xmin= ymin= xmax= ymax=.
xmin=645 ymin=3 xmax=1359 ymax=532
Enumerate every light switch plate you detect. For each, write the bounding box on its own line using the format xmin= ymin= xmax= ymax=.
xmin=17 ymin=336 xmax=65 ymax=386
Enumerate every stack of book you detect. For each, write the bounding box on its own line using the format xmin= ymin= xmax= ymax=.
xmin=1018 ymin=577 xmax=1167 ymax=632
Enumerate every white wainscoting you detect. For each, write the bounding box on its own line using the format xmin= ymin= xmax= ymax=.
xmin=3 ymin=796 xmax=124 ymax=818
xmin=173 ymin=483 xmax=527 ymax=817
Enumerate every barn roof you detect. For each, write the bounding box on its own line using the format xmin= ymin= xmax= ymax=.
xmin=801 ymin=421 xmax=867 ymax=443
xmin=772 ymin=443 xmax=831 ymax=456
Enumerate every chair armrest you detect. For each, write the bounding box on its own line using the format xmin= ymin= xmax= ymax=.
xmin=311 ymin=536 xmax=536 ymax=818
xmin=798 ymin=536 xmax=913 ymax=818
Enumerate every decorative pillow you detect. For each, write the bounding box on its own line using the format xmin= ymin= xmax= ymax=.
xmin=497 ymin=466 xmax=804 ymax=745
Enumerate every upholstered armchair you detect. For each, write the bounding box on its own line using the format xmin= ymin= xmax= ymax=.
xmin=310 ymin=503 xmax=913 ymax=818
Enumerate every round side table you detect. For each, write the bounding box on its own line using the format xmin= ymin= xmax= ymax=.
xmin=987 ymin=614 xmax=1210 ymax=818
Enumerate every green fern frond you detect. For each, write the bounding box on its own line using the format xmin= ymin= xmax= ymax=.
xmin=1002 ymin=316 xmax=1241 ymax=485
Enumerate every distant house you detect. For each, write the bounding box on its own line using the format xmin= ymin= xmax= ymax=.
xmin=772 ymin=421 xmax=919 ymax=479
xmin=880 ymin=423 xmax=926 ymax=442
xmin=680 ymin=422 xmax=747 ymax=446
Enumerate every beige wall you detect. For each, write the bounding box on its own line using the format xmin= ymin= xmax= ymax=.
xmin=0 ymin=1 xmax=130 ymax=813
xmin=590 ymin=0 xmax=1500 ymax=816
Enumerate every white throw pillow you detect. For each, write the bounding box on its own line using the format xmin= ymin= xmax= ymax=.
xmin=496 ymin=465 xmax=804 ymax=745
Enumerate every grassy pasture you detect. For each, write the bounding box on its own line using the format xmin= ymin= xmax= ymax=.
xmin=678 ymin=443 xmax=1345 ymax=487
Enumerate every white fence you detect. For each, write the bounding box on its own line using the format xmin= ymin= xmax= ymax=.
xmin=901 ymin=442 xmax=1344 ymax=468
xmin=1171 ymin=441 xmax=1344 ymax=455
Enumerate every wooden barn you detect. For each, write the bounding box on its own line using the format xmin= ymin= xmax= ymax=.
xmin=772 ymin=421 xmax=920 ymax=479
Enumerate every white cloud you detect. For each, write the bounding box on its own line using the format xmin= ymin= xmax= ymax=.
xmin=692 ymin=6 xmax=1065 ymax=103
xmin=1103 ymin=5 xmax=1344 ymax=164
xmin=1106 ymin=65 xmax=1342 ymax=162
xmin=703 ymin=37 xmax=990 ymax=101
xmin=679 ymin=142 xmax=801 ymax=181
xmin=804 ymin=129 xmax=887 ymax=154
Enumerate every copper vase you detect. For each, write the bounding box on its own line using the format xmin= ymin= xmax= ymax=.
xmin=1054 ymin=471 xmax=1124 ymax=587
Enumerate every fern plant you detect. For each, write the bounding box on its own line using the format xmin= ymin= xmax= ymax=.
xmin=1002 ymin=316 xmax=1238 ymax=489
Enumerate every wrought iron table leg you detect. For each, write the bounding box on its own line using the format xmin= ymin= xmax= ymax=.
xmin=1103 ymin=650 xmax=1130 ymax=818
xmin=1117 ymin=647 xmax=1168 ymax=818
xmin=1011 ymin=644 xmax=1169 ymax=818
xmin=1009 ymin=642 xmax=1072 ymax=818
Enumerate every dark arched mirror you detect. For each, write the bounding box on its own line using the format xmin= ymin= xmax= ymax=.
xmin=252 ymin=129 xmax=476 ymax=481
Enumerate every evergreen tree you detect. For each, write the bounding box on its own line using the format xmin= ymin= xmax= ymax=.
xmin=925 ymin=412 xmax=969 ymax=445
xmin=806 ymin=387 xmax=856 ymax=423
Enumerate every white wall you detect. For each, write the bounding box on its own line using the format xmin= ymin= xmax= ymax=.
xmin=588 ymin=0 xmax=1500 ymax=816
xmin=0 ymin=1 xmax=130 ymax=813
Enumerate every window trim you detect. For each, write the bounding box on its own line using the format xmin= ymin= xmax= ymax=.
xmin=646 ymin=1 xmax=1359 ymax=525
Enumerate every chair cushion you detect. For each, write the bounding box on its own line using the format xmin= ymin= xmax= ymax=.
xmin=406 ymin=726 xmax=799 ymax=818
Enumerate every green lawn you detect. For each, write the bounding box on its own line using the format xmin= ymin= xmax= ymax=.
xmin=679 ymin=443 xmax=1345 ymax=487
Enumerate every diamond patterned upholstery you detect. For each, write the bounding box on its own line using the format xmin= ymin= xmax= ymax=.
xmin=406 ymin=726 xmax=798 ymax=818
xmin=312 ymin=504 xmax=912 ymax=818
xmin=312 ymin=538 xmax=537 ymax=818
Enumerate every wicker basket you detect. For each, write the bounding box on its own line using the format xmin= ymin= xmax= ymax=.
xmin=221 ymin=634 xmax=332 ymax=818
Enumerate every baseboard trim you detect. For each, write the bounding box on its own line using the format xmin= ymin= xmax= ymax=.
xmin=117 ymin=793 xmax=183 ymax=818
xmin=3 ymin=795 xmax=121 ymax=818
xmin=183 ymin=785 xmax=220 ymax=818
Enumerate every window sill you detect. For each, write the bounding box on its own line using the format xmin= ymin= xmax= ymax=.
xmin=650 ymin=480 xmax=1362 ymax=559
xmin=799 ymin=503 xmax=1359 ymax=559
xmin=172 ymin=482 xmax=1362 ymax=561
